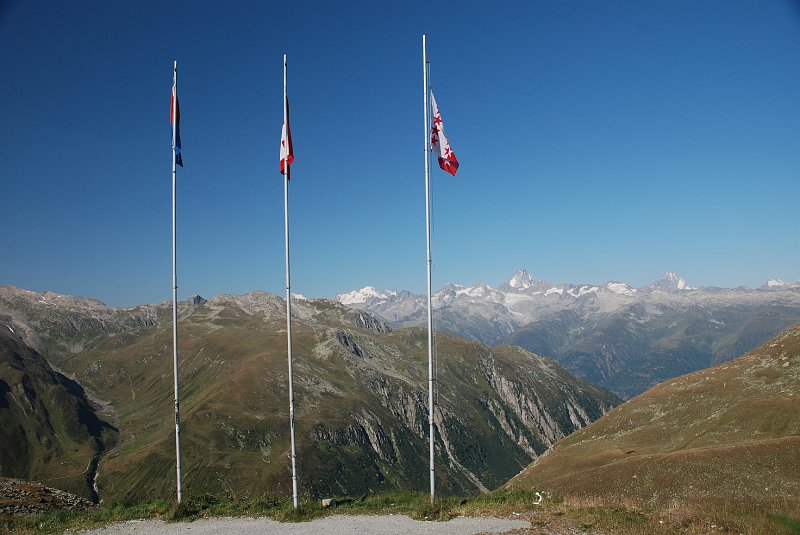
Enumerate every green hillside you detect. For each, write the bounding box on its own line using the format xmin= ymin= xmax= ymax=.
xmin=507 ymin=323 xmax=800 ymax=510
xmin=0 ymin=326 xmax=117 ymax=501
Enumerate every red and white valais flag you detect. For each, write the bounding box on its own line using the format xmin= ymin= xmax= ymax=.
xmin=280 ymin=95 xmax=294 ymax=176
xmin=430 ymin=91 xmax=458 ymax=176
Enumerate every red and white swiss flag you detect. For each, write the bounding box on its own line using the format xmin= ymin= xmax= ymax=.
xmin=430 ymin=91 xmax=458 ymax=176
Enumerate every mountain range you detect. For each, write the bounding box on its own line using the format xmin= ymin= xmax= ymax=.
xmin=335 ymin=270 xmax=800 ymax=397
xmin=0 ymin=285 xmax=617 ymax=501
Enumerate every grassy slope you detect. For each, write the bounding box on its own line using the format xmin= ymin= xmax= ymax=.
xmin=0 ymin=328 xmax=117 ymax=500
xmin=507 ymin=323 xmax=800 ymax=510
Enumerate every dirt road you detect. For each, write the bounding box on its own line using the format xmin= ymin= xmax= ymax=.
xmin=75 ymin=514 xmax=530 ymax=534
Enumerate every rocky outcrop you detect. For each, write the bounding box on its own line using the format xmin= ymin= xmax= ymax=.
xmin=314 ymin=410 xmax=395 ymax=462
xmin=480 ymin=357 xmax=566 ymax=444
xmin=335 ymin=331 xmax=366 ymax=359
xmin=0 ymin=477 xmax=93 ymax=515
xmin=348 ymin=310 xmax=391 ymax=333
xmin=309 ymin=342 xmax=617 ymax=495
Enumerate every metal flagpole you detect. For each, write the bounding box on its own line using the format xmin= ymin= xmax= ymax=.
xmin=422 ymin=34 xmax=436 ymax=505
xmin=171 ymin=60 xmax=183 ymax=504
xmin=283 ymin=53 xmax=299 ymax=510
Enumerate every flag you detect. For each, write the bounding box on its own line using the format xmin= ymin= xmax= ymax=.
xmin=171 ymin=83 xmax=183 ymax=167
xmin=430 ymin=91 xmax=458 ymax=176
xmin=280 ymin=95 xmax=294 ymax=175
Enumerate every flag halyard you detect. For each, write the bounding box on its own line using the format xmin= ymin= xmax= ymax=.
xmin=430 ymin=92 xmax=458 ymax=176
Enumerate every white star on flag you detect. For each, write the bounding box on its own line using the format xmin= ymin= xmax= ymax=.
xmin=430 ymin=91 xmax=459 ymax=176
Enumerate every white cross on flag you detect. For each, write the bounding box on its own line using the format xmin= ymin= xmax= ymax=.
xmin=430 ymin=91 xmax=459 ymax=176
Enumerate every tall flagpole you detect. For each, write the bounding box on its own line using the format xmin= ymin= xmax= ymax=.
xmin=422 ymin=34 xmax=436 ymax=505
xmin=283 ymin=53 xmax=299 ymax=510
xmin=171 ymin=60 xmax=183 ymax=504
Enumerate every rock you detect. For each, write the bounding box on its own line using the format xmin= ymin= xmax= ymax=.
xmin=0 ymin=477 xmax=93 ymax=515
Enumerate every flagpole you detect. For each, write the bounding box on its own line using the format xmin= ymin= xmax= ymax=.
xmin=171 ymin=59 xmax=183 ymax=504
xmin=422 ymin=34 xmax=436 ymax=505
xmin=283 ymin=53 xmax=299 ymax=510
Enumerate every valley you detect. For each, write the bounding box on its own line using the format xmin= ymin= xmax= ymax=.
xmin=0 ymin=285 xmax=616 ymax=502
xmin=1 ymin=282 xmax=798 ymax=533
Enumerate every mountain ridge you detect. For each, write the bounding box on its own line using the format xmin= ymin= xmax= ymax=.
xmin=336 ymin=270 xmax=800 ymax=307
xmin=333 ymin=271 xmax=800 ymax=397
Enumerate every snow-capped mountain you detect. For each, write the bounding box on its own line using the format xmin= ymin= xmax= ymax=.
xmin=648 ymin=272 xmax=694 ymax=291
xmin=762 ymin=278 xmax=800 ymax=289
xmin=335 ymin=270 xmax=800 ymax=398
xmin=335 ymin=286 xmax=398 ymax=305
xmin=500 ymin=268 xmax=535 ymax=291
xmin=604 ymin=282 xmax=637 ymax=297
xmin=336 ymin=270 xmax=684 ymax=339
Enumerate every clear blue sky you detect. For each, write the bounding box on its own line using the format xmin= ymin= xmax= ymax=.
xmin=2 ymin=0 xmax=799 ymax=307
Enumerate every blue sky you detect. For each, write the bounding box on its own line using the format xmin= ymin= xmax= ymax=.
xmin=2 ymin=0 xmax=799 ymax=307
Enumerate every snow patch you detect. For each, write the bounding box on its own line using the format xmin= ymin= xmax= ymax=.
xmin=653 ymin=272 xmax=694 ymax=291
xmin=336 ymin=286 xmax=397 ymax=305
xmin=544 ymin=287 xmax=564 ymax=296
xmin=567 ymin=285 xmax=598 ymax=298
xmin=457 ymin=285 xmax=487 ymax=298
xmin=606 ymin=282 xmax=637 ymax=296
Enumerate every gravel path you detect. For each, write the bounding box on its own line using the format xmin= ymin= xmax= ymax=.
xmin=75 ymin=515 xmax=530 ymax=534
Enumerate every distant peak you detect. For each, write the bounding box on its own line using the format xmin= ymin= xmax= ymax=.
xmin=605 ymin=282 xmax=637 ymax=296
xmin=335 ymin=286 xmax=397 ymax=305
xmin=651 ymin=272 xmax=693 ymax=291
xmin=506 ymin=269 xmax=535 ymax=290
xmin=764 ymin=278 xmax=800 ymax=289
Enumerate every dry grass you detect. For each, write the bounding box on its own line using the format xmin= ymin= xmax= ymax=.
xmin=508 ymin=326 xmax=800 ymax=524
xmin=512 ymin=494 xmax=800 ymax=534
